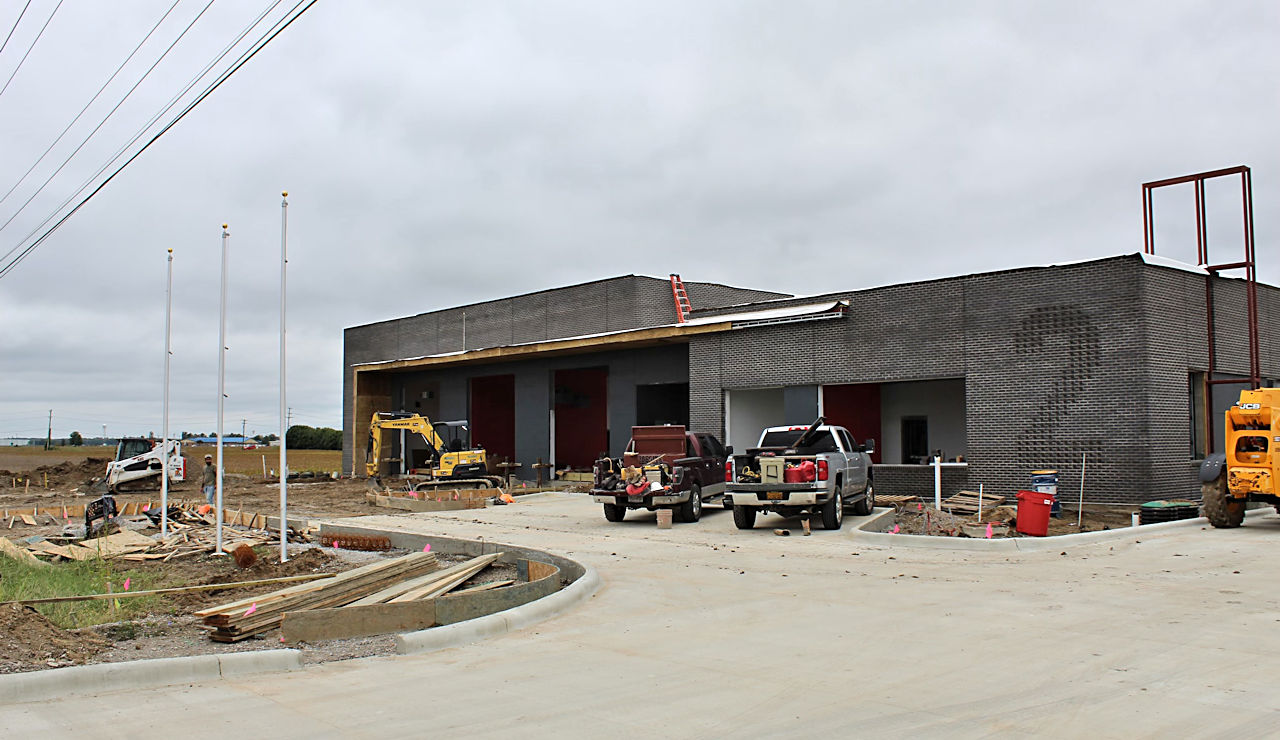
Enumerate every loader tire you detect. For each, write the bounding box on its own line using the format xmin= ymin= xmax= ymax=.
xmin=1201 ymin=474 xmax=1244 ymax=528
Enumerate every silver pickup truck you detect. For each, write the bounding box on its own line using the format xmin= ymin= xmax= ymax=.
xmin=725 ymin=418 xmax=875 ymax=530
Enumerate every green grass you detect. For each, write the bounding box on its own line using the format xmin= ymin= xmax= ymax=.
xmin=0 ymin=556 xmax=163 ymax=628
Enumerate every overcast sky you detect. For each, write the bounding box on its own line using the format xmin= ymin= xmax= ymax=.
xmin=0 ymin=1 xmax=1276 ymax=441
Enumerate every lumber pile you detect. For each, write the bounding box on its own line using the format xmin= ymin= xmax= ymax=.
xmin=199 ymin=551 xmax=509 ymax=642
xmin=942 ymin=490 xmax=1004 ymax=516
xmin=6 ymin=500 xmax=318 ymax=564
xmin=877 ymin=495 xmax=921 ymax=508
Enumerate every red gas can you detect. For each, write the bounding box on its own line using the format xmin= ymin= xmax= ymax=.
xmin=783 ymin=460 xmax=816 ymax=483
xmin=1015 ymin=490 xmax=1056 ymax=537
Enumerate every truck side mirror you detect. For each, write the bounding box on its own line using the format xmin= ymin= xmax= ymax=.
xmin=724 ymin=445 xmax=734 ymax=456
xmin=861 ymin=439 xmax=876 ymax=453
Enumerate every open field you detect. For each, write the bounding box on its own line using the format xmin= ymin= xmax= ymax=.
xmin=0 ymin=445 xmax=341 ymax=477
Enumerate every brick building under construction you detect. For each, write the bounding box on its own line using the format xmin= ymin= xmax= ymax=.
xmin=343 ymin=253 xmax=1279 ymax=505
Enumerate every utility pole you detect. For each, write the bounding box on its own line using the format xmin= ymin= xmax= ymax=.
xmin=46 ymin=410 xmax=52 ymax=450
xmin=241 ymin=419 xmax=246 ymax=445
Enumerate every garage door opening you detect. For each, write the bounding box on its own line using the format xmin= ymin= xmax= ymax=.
xmin=470 ymin=374 xmax=515 ymax=466
xmin=821 ymin=383 xmax=882 ymax=463
xmin=554 ymin=367 xmax=608 ymax=469
xmin=880 ymin=378 xmax=966 ymax=464
xmin=725 ymin=388 xmax=785 ymax=450
xmin=636 ymin=383 xmax=689 ymax=427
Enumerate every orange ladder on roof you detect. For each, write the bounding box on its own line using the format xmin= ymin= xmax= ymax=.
xmin=669 ymin=274 xmax=693 ymax=323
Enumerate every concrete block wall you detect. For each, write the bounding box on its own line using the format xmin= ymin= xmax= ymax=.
xmin=688 ymin=255 xmax=1271 ymax=504
xmin=344 ymin=276 xmax=782 ymax=470
xmin=346 ymin=344 xmax=688 ymax=475
xmin=1139 ymin=266 xmax=1280 ymax=498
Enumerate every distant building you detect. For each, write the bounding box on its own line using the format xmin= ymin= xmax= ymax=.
xmin=1 ymin=438 xmax=30 ymax=447
xmin=184 ymin=436 xmax=251 ymax=446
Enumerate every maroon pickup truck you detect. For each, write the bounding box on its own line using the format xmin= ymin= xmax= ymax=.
xmin=590 ymin=426 xmax=730 ymax=523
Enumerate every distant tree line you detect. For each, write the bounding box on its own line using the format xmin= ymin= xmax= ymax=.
xmin=285 ymin=425 xmax=341 ymax=450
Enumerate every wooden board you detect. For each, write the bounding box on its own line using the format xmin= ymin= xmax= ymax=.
xmin=280 ymin=600 xmax=437 ymax=644
xmin=74 ymin=529 xmax=157 ymax=558
xmin=527 ymin=560 xmax=558 ymax=583
xmin=0 ymin=536 xmax=49 ymax=566
xmin=369 ymin=494 xmax=485 ymax=513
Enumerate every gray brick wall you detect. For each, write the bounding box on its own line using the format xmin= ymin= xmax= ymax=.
xmin=689 ymin=255 xmax=1280 ymax=505
xmin=343 ymin=274 xmax=783 ymax=469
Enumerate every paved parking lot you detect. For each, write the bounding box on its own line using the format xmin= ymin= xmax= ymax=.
xmin=4 ymin=493 xmax=1280 ymax=738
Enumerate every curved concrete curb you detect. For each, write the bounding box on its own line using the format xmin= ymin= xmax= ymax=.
xmin=396 ymin=564 xmax=601 ymax=655
xmin=0 ymin=649 xmax=301 ymax=705
xmin=851 ymin=506 xmax=1274 ymax=551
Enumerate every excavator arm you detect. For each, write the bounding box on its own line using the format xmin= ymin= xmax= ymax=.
xmin=365 ymin=412 xmax=449 ymax=478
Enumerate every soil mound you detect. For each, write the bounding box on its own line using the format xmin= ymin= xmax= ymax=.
xmin=0 ymin=603 xmax=108 ymax=674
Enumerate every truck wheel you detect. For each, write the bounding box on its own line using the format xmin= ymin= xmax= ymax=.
xmin=1201 ymin=474 xmax=1243 ymax=528
xmin=733 ymin=505 xmax=756 ymax=530
xmin=677 ymin=483 xmax=702 ymax=523
xmin=822 ymin=490 xmax=844 ymax=530
xmin=852 ymin=478 xmax=875 ymax=516
xmin=603 ymin=503 xmax=626 ymax=522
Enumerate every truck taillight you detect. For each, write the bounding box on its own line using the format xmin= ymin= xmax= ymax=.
xmin=725 ymin=460 xmax=733 ymax=482
xmin=817 ymin=460 xmax=829 ymax=481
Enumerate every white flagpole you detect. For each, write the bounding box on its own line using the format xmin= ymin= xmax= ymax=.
xmin=216 ymin=224 xmax=229 ymax=555
xmin=279 ymin=191 xmax=289 ymax=562
xmin=161 ymin=248 xmax=173 ymax=539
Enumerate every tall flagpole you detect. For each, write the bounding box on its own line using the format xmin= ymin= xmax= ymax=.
xmin=279 ymin=191 xmax=289 ymax=562
xmin=216 ymin=224 xmax=229 ymax=555
xmin=161 ymin=248 xmax=173 ymax=539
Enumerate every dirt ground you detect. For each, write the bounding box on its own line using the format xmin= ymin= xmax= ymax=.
xmin=1 ymin=544 xmax=520 ymax=674
xmin=0 ymin=449 xmax=530 ymax=674
xmin=879 ymin=503 xmax=1158 ymax=538
xmin=0 ymin=455 xmax=377 ymax=523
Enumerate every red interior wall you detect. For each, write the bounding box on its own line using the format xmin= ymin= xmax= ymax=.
xmin=470 ymin=374 xmax=515 ymax=464
xmin=555 ymin=367 xmax=608 ymax=468
xmin=822 ymin=383 xmax=882 ymax=463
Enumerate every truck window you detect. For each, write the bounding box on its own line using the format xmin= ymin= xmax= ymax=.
xmin=699 ymin=434 xmax=724 ymax=459
xmin=801 ymin=432 xmax=838 ymax=453
xmin=837 ymin=429 xmax=855 ymax=452
xmin=760 ymin=430 xmax=805 ymax=448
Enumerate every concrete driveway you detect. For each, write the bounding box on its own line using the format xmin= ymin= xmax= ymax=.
xmin=4 ymin=493 xmax=1279 ymax=738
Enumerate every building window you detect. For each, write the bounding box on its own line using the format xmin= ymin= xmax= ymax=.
xmin=901 ymin=416 xmax=928 ymax=464
xmin=1189 ymin=372 xmax=1207 ymax=459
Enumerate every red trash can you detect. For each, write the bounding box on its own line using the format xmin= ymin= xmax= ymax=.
xmin=1015 ymin=490 xmax=1055 ymax=537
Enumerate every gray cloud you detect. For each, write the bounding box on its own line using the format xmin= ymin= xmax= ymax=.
xmin=0 ymin=0 xmax=1275 ymax=438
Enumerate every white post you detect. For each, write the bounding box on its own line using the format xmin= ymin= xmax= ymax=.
xmin=933 ymin=455 xmax=942 ymax=510
xmin=215 ymin=224 xmax=229 ymax=555
xmin=548 ymin=409 xmax=556 ymax=471
xmin=160 ymin=248 xmax=173 ymax=539
xmin=976 ymin=483 xmax=983 ymax=521
xmin=1077 ymin=452 xmax=1087 ymax=528
xmin=279 ymin=191 xmax=289 ymax=563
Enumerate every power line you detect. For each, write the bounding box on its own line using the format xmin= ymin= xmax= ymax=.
xmin=0 ymin=0 xmax=63 ymax=100
xmin=0 ymin=0 xmax=305 ymax=277
xmin=0 ymin=0 xmax=185 ymax=210
xmin=0 ymin=0 xmax=33 ymax=59
xmin=0 ymin=0 xmax=217 ymax=236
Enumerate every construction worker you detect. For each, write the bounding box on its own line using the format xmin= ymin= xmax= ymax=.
xmin=202 ymin=454 xmax=216 ymax=504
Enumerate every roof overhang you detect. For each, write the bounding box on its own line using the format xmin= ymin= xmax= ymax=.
xmin=352 ymin=300 xmax=848 ymax=375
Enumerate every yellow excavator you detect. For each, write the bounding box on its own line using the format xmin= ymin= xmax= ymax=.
xmin=365 ymin=412 xmax=503 ymax=490
xmin=1200 ymin=387 xmax=1280 ymax=527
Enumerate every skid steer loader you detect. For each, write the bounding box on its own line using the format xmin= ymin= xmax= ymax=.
xmin=97 ymin=438 xmax=187 ymax=493
xmin=1199 ymin=388 xmax=1280 ymax=527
